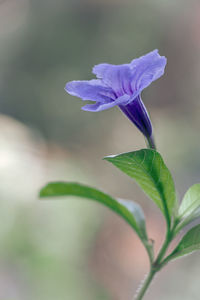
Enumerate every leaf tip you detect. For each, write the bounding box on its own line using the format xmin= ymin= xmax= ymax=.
xmin=39 ymin=188 xmax=45 ymax=198
xmin=103 ymin=154 xmax=117 ymax=161
xmin=39 ymin=184 xmax=50 ymax=198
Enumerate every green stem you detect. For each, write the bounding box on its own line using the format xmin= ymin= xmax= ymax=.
xmin=154 ymin=230 xmax=171 ymax=265
xmin=159 ymin=221 xmax=182 ymax=269
xmin=155 ymin=221 xmax=178 ymax=265
xmin=134 ymin=268 xmax=156 ymax=300
xmin=134 ymin=226 xmax=176 ymax=299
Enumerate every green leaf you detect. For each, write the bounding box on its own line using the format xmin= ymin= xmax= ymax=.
xmin=104 ymin=149 xmax=177 ymax=226
xmin=174 ymin=184 xmax=200 ymax=234
xmin=167 ymin=224 xmax=200 ymax=261
xmin=179 ymin=184 xmax=200 ymax=219
xmin=39 ymin=182 xmax=152 ymax=258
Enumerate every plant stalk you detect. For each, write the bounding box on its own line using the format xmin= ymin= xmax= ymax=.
xmin=154 ymin=231 xmax=171 ymax=265
xmin=134 ymin=268 xmax=156 ymax=300
xmin=134 ymin=226 xmax=175 ymax=299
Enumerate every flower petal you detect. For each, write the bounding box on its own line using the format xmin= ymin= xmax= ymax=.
xmin=65 ymin=79 xmax=115 ymax=103
xmin=82 ymin=94 xmax=130 ymax=112
xmin=130 ymin=49 xmax=167 ymax=94
xmin=92 ymin=64 xmax=133 ymax=97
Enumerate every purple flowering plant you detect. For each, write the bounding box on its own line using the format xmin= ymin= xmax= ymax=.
xmin=40 ymin=50 xmax=200 ymax=299
xmin=65 ymin=49 xmax=166 ymax=149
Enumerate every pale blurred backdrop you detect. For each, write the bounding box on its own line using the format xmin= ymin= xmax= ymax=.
xmin=0 ymin=0 xmax=200 ymax=299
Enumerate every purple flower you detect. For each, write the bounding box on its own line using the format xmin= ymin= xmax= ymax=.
xmin=65 ymin=50 xmax=167 ymax=149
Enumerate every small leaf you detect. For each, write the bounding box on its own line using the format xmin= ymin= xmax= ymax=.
xmin=179 ymin=184 xmax=200 ymax=219
xmin=174 ymin=184 xmax=200 ymax=234
xmin=167 ymin=224 xmax=200 ymax=260
xmin=39 ymin=182 xmax=150 ymax=250
xmin=104 ymin=149 xmax=177 ymax=226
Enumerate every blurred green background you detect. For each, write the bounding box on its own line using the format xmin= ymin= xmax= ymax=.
xmin=0 ymin=0 xmax=200 ymax=299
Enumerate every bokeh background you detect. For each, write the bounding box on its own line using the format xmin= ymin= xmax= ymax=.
xmin=0 ymin=0 xmax=200 ymax=299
